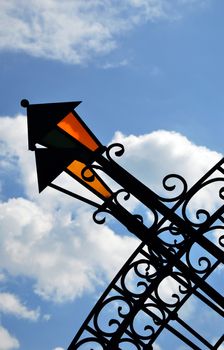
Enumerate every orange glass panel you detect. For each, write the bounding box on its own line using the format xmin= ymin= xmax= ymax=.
xmin=67 ymin=160 xmax=112 ymax=199
xmin=57 ymin=113 xmax=99 ymax=151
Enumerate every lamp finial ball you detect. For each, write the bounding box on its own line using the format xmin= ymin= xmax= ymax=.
xmin=21 ymin=99 xmax=30 ymax=108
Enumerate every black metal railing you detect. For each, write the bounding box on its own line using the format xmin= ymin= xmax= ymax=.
xmin=67 ymin=146 xmax=224 ymax=350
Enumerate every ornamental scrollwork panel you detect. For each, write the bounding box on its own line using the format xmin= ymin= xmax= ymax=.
xmin=69 ymin=158 xmax=224 ymax=349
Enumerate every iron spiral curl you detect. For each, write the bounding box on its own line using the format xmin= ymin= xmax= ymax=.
xmin=154 ymin=271 xmax=192 ymax=309
xmin=106 ymin=143 xmax=125 ymax=162
xmin=76 ymin=337 xmax=106 ymax=350
xmin=81 ymin=163 xmax=104 ymax=182
xmin=159 ymin=174 xmax=188 ymax=203
xmin=157 ymin=223 xmax=187 ymax=251
xmin=120 ymin=258 xmax=158 ymax=298
xmin=93 ymin=207 xmax=113 ymax=225
xmin=93 ymin=296 xmax=132 ymax=337
xmin=185 ymin=242 xmax=212 ymax=275
xmin=181 ymin=178 xmax=224 ymax=227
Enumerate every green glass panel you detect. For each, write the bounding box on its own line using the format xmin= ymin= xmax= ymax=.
xmin=41 ymin=129 xmax=78 ymax=148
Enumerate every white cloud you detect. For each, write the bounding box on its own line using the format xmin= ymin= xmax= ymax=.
xmin=0 ymin=326 xmax=19 ymax=350
xmin=0 ymin=197 xmax=138 ymax=301
xmin=0 ymin=292 xmax=40 ymax=320
xmin=112 ymin=130 xmax=222 ymax=215
xmin=43 ymin=314 xmax=51 ymax=321
xmin=0 ymin=114 xmax=222 ymax=303
xmin=112 ymin=130 xmax=221 ymax=186
xmin=0 ymin=115 xmax=36 ymax=199
xmin=101 ymin=59 xmax=129 ymax=70
xmin=0 ymin=0 xmax=210 ymax=65
xmin=53 ymin=348 xmax=64 ymax=350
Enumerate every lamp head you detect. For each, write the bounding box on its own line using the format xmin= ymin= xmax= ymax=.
xmin=22 ymin=99 xmax=112 ymax=200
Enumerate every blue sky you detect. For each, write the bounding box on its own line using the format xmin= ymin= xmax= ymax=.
xmin=0 ymin=1 xmax=223 ymax=349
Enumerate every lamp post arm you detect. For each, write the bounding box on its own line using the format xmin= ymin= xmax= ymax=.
xmin=95 ymin=153 xmax=224 ymax=264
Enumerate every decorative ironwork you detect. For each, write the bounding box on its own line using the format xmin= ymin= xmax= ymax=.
xmin=21 ymin=99 xmax=224 ymax=350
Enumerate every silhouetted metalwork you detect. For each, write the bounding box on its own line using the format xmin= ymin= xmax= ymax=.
xmin=22 ymin=99 xmax=224 ymax=350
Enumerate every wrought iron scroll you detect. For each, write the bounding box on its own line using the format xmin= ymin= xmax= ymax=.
xmin=68 ymin=154 xmax=224 ymax=350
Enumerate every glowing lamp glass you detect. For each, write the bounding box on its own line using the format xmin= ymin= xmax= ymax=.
xmin=67 ymin=160 xmax=112 ymax=199
xmin=57 ymin=113 xmax=99 ymax=151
